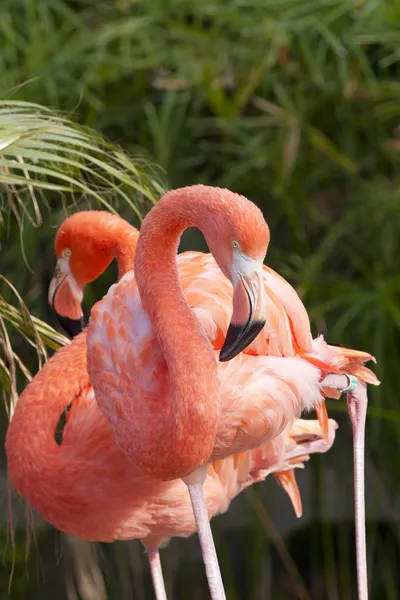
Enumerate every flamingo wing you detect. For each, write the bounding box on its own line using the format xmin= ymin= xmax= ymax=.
xmin=212 ymin=353 xmax=323 ymax=460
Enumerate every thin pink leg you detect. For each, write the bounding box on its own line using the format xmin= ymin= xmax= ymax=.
xmin=322 ymin=374 xmax=368 ymax=600
xmin=347 ymin=381 xmax=368 ymax=600
xmin=147 ymin=547 xmax=167 ymax=600
xmin=184 ymin=467 xmax=226 ymax=600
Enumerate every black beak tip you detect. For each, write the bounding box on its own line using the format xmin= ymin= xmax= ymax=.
xmin=50 ymin=287 xmax=85 ymax=339
xmin=56 ymin=314 xmax=86 ymax=339
xmin=219 ymin=319 xmax=266 ymax=362
xmin=219 ymin=324 xmax=242 ymax=362
xmin=219 ymin=349 xmax=231 ymax=363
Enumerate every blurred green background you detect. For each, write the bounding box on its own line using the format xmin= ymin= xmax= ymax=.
xmin=0 ymin=0 xmax=399 ymax=598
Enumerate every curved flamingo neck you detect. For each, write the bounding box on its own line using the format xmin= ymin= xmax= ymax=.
xmin=135 ymin=186 xmax=232 ymax=316
xmin=5 ymin=334 xmax=89 ymax=504
xmin=92 ymin=214 xmax=139 ymax=280
xmin=132 ymin=187 xmax=231 ymax=478
xmin=112 ymin=226 xmax=139 ymax=279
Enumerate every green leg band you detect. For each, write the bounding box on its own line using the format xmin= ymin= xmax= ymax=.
xmin=341 ymin=374 xmax=359 ymax=393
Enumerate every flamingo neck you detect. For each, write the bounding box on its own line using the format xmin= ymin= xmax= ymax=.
xmin=98 ymin=220 xmax=139 ymax=281
xmin=114 ymin=228 xmax=139 ymax=279
xmin=133 ymin=187 xmax=226 ymax=479
xmin=5 ymin=334 xmax=89 ymax=505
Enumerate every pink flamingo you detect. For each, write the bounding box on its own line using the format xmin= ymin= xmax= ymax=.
xmin=58 ymin=186 xmax=375 ymax=600
xmin=48 ymin=194 xmax=376 ymax=599
xmin=8 ymin=194 xmax=377 ymax=599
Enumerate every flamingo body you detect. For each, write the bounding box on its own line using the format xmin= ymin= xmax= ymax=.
xmin=7 ymin=189 xmax=379 ymax=600
xmin=6 ymin=328 xmax=336 ymax=544
xmin=87 ymin=250 xmax=377 ymax=471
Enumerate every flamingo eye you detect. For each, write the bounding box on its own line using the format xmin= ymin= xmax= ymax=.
xmin=62 ymin=248 xmax=72 ymax=259
xmin=232 ymin=240 xmax=239 ymax=249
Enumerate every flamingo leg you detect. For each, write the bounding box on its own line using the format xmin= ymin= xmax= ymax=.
xmin=147 ymin=547 xmax=168 ymax=600
xmin=322 ymin=374 xmax=368 ymax=600
xmin=347 ymin=380 xmax=368 ymax=600
xmin=184 ymin=467 xmax=226 ymax=600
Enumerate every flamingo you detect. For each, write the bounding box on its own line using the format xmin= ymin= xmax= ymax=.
xmin=5 ymin=325 xmax=338 ymax=599
xmin=48 ymin=186 xmax=375 ymax=600
xmin=8 ymin=190 xmax=377 ymax=599
xmin=50 ymin=192 xmax=376 ymax=600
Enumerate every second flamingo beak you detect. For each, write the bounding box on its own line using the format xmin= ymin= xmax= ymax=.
xmin=219 ymin=269 xmax=265 ymax=362
xmin=48 ymin=261 xmax=85 ymax=338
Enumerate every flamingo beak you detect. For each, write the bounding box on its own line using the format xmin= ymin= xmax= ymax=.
xmin=48 ymin=260 xmax=85 ymax=338
xmin=220 ymin=267 xmax=265 ymax=362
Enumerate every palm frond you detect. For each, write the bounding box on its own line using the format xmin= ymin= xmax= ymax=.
xmin=0 ymin=100 xmax=166 ymax=231
xmin=0 ymin=274 xmax=68 ymax=418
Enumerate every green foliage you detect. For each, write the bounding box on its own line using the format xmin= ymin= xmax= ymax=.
xmin=0 ymin=100 xmax=164 ymax=224
xmin=0 ymin=0 xmax=399 ymax=598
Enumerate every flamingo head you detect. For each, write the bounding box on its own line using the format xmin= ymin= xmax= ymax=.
xmin=48 ymin=212 xmax=117 ymax=337
xmin=199 ymin=190 xmax=270 ymax=361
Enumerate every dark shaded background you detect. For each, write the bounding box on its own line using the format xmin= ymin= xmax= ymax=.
xmin=1 ymin=1 xmax=399 ymax=598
